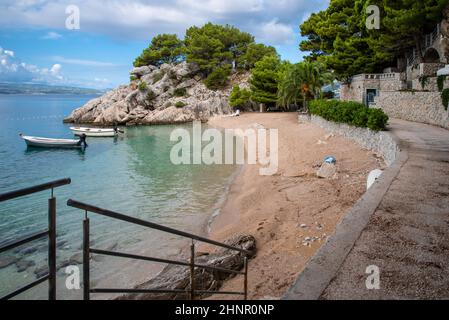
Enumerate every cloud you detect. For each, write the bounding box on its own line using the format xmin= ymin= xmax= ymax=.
xmin=0 ymin=46 xmax=64 ymax=84
xmin=42 ymin=31 xmax=62 ymax=39
xmin=52 ymin=56 xmax=119 ymax=67
xmin=258 ymin=19 xmax=296 ymax=45
xmin=0 ymin=0 xmax=330 ymax=45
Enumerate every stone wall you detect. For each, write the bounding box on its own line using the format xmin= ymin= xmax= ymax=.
xmin=307 ymin=115 xmax=399 ymax=166
xmin=374 ymin=91 xmax=449 ymax=129
xmin=412 ymin=77 xmax=449 ymax=91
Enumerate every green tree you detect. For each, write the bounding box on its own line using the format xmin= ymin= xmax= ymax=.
xmin=229 ymin=85 xmax=252 ymax=110
xmin=185 ymin=23 xmax=254 ymax=75
xmin=204 ymin=65 xmax=232 ymax=90
xmin=250 ymin=55 xmax=282 ymax=108
xmin=238 ymin=43 xmax=278 ymax=70
xmin=134 ymin=34 xmax=185 ymax=67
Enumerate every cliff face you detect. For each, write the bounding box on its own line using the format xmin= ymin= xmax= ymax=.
xmin=64 ymin=62 xmax=251 ymax=126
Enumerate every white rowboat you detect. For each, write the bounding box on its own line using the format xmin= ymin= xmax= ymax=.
xmin=70 ymin=126 xmax=118 ymax=137
xmin=20 ymin=134 xmax=85 ymax=148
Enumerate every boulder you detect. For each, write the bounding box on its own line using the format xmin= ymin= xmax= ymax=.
xmin=117 ymin=235 xmax=256 ymax=300
xmin=0 ymin=255 xmax=18 ymax=269
xmin=130 ymin=65 xmax=157 ymax=78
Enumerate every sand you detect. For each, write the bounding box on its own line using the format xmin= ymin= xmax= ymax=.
xmin=204 ymin=112 xmax=383 ymax=300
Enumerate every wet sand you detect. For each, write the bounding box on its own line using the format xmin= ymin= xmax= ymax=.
xmin=206 ymin=112 xmax=383 ymax=299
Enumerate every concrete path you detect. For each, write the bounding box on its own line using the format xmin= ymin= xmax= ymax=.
xmin=285 ymin=119 xmax=449 ymax=300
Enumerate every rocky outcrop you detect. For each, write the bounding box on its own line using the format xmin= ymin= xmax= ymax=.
xmin=117 ymin=234 xmax=256 ymax=300
xmin=64 ymin=62 xmax=250 ymax=126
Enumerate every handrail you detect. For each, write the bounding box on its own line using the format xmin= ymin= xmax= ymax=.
xmin=67 ymin=199 xmax=250 ymax=300
xmin=0 ymin=178 xmax=71 ymax=300
xmin=67 ymin=199 xmax=251 ymax=255
xmin=0 ymin=178 xmax=71 ymax=202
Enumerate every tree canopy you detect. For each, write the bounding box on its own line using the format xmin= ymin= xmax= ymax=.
xmin=300 ymin=0 xmax=448 ymax=81
xmin=250 ymin=55 xmax=282 ymax=107
xmin=133 ymin=34 xmax=185 ymax=67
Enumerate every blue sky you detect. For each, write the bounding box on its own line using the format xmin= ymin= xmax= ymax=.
xmin=0 ymin=0 xmax=329 ymax=89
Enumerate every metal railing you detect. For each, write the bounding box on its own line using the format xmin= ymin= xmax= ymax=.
xmin=0 ymin=178 xmax=71 ymax=300
xmin=67 ymin=199 xmax=250 ymax=300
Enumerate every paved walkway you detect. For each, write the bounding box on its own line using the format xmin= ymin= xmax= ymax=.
xmin=285 ymin=119 xmax=449 ymax=300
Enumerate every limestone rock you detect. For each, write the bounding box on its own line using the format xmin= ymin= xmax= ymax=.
xmin=64 ymin=62 xmax=242 ymax=126
xmin=117 ymin=235 xmax=256 ymax=300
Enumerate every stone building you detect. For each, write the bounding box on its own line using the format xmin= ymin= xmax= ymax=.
xmin=340 ymin=17 xmax=449 ymax=129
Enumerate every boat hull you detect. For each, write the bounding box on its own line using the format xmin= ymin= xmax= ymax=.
xmin=21 ymin=136 xmax=81 ymax=148
xmin=70 ymin=127 xmax=117 ymax=137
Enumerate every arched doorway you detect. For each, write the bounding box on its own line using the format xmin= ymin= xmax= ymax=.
xmin=423 ymin=48 xmax=441 ymax=63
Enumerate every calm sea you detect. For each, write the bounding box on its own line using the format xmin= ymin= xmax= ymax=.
xmin=0 ymin=94 xmax=237 ymax=299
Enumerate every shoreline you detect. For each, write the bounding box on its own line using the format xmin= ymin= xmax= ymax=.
xmin=204 ymin=112 xmax=383 ymax=299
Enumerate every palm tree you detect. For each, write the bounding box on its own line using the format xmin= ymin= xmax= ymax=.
xmin=277 ymin=61 xmax=333 ymax=111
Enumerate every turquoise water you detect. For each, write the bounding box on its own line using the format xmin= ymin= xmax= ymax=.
xmin=0 ymin=94 xmax=237 ymax=299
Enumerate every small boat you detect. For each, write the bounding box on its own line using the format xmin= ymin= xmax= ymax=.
xmin=20 ymin=134 xmax=87 ymax=148
xmin=70 ymin=126 xmax=122 ymax=137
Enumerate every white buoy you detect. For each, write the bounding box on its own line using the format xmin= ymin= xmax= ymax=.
xmin=367 ymin=169 xmax=383 ymax=190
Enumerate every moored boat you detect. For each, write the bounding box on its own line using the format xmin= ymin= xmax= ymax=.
xmin=70 ymin=126 xmax=121 ymax=137
xmin=20 ymin=134 xmax=87 ymax=148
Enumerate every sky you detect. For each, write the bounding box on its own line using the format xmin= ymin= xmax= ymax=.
xmin=0 ymin=0 xmax=329 ymax=89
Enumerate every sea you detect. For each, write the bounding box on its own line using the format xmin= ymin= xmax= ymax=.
xmin=0 ymin=94 xmax=237 ymax=299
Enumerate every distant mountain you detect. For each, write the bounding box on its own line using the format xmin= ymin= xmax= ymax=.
xmin=0 ymin=83 xmax=106 ymax=95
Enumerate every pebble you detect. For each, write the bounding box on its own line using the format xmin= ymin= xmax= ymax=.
xmin=16 ymin=259 xmax=36 ymax=273
xmin=0 ymin=255 xmax=18 ymax=269
xmin=300 ymin=224 xmax=307 ymax=228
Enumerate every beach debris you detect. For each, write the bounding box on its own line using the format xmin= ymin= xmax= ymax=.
xmin=324 ymin=133 xmax=334 ymax=140
xmin=367 ymin=169 xmax=383 ymax=190
xmin=299 ymin=224 xmax=308 ymax=229
xmin=324 ymin=156 xmax=337 ymax=164
xmin=317 ymin=139 xmax=328 ymax=145
xmin=117 ymin=235 xmax=256 ymax=300
xmin=316 ymin=162 xmax=337 ymax=179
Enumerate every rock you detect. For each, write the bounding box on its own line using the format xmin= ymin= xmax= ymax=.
xmin=130 ymin=65 xmax=157 ymax=78
xmin=16 ymin=259 xmax=36 ymax=273
xmin=300 ymin=224 xmax=308 ymax=229
xmin=34 ymin=266 xmax=48 ymax=278
xmin=117 ymin=235 xmax=256 ymax=300
xmin=64 ymin=62 xmax=240 ymax=126
xmin=316 ymin=163 xmax=337 ymax=179
xmin=0 ymin=255 xmax=18 ymax=269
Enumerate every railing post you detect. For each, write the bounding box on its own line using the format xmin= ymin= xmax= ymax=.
xmin=83 ymin=215 xmax=90 ymax=300
xmin=190 ymin=240 xmax=195 ymax=300
xmin=48 ymin=196 xmax=56 ymax=300
xmin=244 ymin=257 xmax=248 ymax=300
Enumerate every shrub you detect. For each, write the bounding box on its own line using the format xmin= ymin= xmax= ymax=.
xmin=175 ymin=101 xmax=187 ymax=108
xmin=130 ymin=75 xmax=137 ymax=82
xmin=229 ymin=85 xmax=251 ymax=110
xmin=204 ymin=65 xmax=231 ymax=90
xmin=146 ymin=90 xmax=156 ymax=101
xmin=309 ymin=99 xmax=388 ymax=131
xmin=442 ymin=89 xmax=449 ymax=110
xmin=138 ymin=81 xmax=147 ymax=91
xmin=437 ymin=75 xmax=447 ymax=92
xmin=152 ymin=71 xmax=165 ymax=84
xmin=173 ymin=87 xmax=187 ymax=97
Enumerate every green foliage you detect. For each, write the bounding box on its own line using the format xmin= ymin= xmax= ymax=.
xmin=152 ymin=71 xmax=165 ymax=84
xmin=442 ymin=89 xmax=449 ymax=110
xmin=300 ymin=0 xmax=448 ymax=80
xmin=277 ymin=61 xmax=334 ymax=110
xmin=238 ymin=43 xmax=278 ymax=70
xmin=419 ymin=76 xmax=430 ymax=90
xmin=146 ymin=90 xmax=156 ymax=101
xmin=229 ymin=85 xmax=251 ymax=109
xmin=130 ymin=75 xmax=137 ymax=82
xmin=185 ymin=23 xmax=254 ymax=75
xmin=175 ymin=101 xmax=187 ymax=108
xmin=134 ymin=34 xmax=185 ymax=67
xmin=204 ymin=65 xmax=232 ymax=90
xmin=173 ymin=87 xmax=187 ymax=97
xmin=437 ymin=75 xmax=447 ymax=92
xmin=138 ymin=81 xmax=147 ymax=91
xmin=250 ymin=55 xmax=282 ymax=107
xmin=309 ymin=100 xmax=389 ymax=131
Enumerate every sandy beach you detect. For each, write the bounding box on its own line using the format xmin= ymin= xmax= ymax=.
xmin=206 ymin=112 xmax=383 ymax=299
